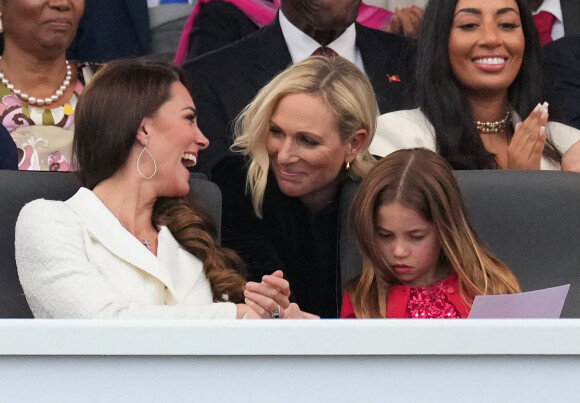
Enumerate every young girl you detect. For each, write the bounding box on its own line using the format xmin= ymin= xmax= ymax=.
xmin=341 ymin=148 xmax=521 ymax=318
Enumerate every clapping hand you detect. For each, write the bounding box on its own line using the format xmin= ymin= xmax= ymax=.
xmin=507 ymin=102 xmax=548 ymax=170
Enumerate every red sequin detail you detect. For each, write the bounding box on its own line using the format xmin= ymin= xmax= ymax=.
xmin=405 ymin=279 xmax=460 ymax=319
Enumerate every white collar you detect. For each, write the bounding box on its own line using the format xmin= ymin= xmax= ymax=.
xmin=278 ymin=9 xmax=358 ymax=65
xmin=533 ymin=0 xmax=563 ymax=23
xmin=66 ymin=188 xmax=204 ymax=301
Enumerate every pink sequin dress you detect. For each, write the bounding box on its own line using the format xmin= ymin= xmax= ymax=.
xmin=386 ymin=273 xmax=470 ymax=318
xmin=340 ymin=273 xmax=472 ymax=319
xmin=405 ymin=276 xmax=460 ymax=318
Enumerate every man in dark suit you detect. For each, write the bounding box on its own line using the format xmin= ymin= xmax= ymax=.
xmin=560 ymin=0 xmax=580 ymax=35
xmin=531 ymin=0 xmax=580 ymax=45
xmin=543 ymin=35 xmax=580 ymax=130
xmin=182 ymin=0 xmax=416 ymax=177
xmin=67 ymin=0 xmax=151 ymax=62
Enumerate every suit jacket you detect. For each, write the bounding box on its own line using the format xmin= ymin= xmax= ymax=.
xmin=543 ymin=35 xmax=580 ymax=130
xmin=561 ymin=0 xmax=580 ymax=36
xmin=67 ymin=0 xmax=151 ymax=62
xmin=15 ymin=188 xmax=236 ymax=319
xmin=187 ymin=1 xmax=263 ymax=60
xmin=182 ymin=15 xmax=416 ymax=177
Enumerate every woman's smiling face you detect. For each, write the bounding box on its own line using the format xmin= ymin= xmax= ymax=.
xmin=266 ymin=92 xmax=356 ymax=210
xmin=448 ymin=0 xmax=525 ymax=96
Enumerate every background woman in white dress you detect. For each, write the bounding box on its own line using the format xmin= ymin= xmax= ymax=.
xmin=372 ymin=0 xmax=580 ymax=171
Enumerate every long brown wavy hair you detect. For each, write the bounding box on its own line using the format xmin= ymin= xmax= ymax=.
xmin=153 ymin=197 xmax=246 ymax=303
xmin=75 ymin=59 xmax=246 ymax=303
xmin=349 ymin=149 xmax=521 ymax=318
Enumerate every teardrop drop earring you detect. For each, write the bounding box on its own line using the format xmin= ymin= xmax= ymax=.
xmin=137 ymin=145 xmax=157 ymax=179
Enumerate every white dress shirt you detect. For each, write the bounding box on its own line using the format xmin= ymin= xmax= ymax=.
xmin=533 ymin=0 xmax=564 ymax=40
xmin=278 ymin=9 xmax=366 ymax=74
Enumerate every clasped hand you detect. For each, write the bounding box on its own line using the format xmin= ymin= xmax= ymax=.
xmin=244 ymin=270 xmax=319 ymax=319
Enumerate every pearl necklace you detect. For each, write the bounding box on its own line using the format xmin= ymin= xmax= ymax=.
xmin=0 ymin=58 xmax=72 ymax=107
xmin=475 ymin=110 xmax=511 ymax=134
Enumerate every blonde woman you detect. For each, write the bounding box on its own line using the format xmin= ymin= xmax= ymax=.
xmin=212 ymin=56 xmax=378 ymax=318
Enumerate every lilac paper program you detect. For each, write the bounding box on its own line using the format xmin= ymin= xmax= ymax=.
xmin=468 ymin=284 xmax=570 ymax=319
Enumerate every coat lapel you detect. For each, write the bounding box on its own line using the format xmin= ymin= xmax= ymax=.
xmin=356 ymin=24 xmax=417 ymax=113
xmin=356 ymin=24 xmax=400 ymax=113
xmin=250 ymin=15 xmax=293 ymax=91
xmin=156 ymin=226 xmax=205 ymax=301
xmin=66 ymin=188 xmax=179 ymax=297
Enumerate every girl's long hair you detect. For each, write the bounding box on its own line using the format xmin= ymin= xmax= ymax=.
xmin=417 ymin=0 xmax=561 ymax=169
xmin=349 ymin=149 xmax=521 ymax=318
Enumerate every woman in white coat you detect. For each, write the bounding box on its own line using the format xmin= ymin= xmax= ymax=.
xmin=15 ymin=60 xmax=267 ymax=319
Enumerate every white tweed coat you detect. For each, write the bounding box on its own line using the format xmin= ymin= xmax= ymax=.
xmin=15 ymin=187 xmax=237 ymax=319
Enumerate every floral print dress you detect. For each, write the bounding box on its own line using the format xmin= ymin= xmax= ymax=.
xmin=1 ymin=63 xmax=95 ymax=171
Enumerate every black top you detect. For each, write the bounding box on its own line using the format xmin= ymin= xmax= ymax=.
xmin=67 ymin=0 xmax=151 ymax=63
xmin=0 ymin=125 xmax=17 ymax=170
xmin=213 ymin=154 xmax=342 ymax=318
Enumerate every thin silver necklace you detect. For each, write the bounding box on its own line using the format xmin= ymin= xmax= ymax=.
xmin=141 ymin=229 xmax=155 ymax=250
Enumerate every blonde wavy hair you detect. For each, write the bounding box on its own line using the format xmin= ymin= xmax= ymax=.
xmin=349 ymin=149 xmax=521 ymax=318
xmin=231 ymin=56 xmax=378 ymax=217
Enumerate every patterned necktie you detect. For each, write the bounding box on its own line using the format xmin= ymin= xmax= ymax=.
xmin=311 ymin=47 xmax=337 ymax=57
xmin=533 ymin=11 xmax=556 ymax=47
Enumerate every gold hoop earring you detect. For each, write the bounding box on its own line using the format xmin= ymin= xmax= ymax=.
xmin=137 ymin=145 xmax=157 ymax=179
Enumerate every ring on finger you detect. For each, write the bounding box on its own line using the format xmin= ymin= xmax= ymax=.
xmin=270 ymin=304 xmax=282 ymax=319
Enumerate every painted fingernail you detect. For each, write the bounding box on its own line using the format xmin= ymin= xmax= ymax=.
xmin=515 ymin=122 xmax=522 ymax=130
xmin=541 ymin=109 xmax=548 ymax=119
xmin=540 ymin=126 xmax=546 ymax=137
xmin=542 ymin=101 xmax=549 ymax=109
xmin=533 ymin=103 xmax=542 ymax=112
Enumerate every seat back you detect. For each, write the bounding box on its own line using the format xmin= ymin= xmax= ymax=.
xmin=0 ymin=172 xmax=79 ymax=318
xmin=0 ymin=170 xmax=221 ymax=318
xmin=454 ymin=170 xmax=580 ymax=317
xmin=339 ymin=180 xmax=363 ymax=293
xmin=148 ymin=3 xmax=195 ymax=61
